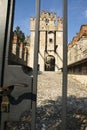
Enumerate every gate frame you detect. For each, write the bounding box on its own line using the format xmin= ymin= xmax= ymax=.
xmin=0 ymin=0 xmax=33 ymax=130
xmin=0 ymin=0 xmax=68 ymax=130
xmin=0 ymin=1 xmax=15 ymax=129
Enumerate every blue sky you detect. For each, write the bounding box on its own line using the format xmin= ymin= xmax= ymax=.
xmin=13 ymin=0 xmax=87 ymax=43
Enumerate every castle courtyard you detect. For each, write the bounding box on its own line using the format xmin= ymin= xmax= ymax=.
xmin=36 ymin=72 xmax=87 ymax=130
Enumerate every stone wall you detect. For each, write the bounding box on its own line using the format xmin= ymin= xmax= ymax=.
xmin=68 ymin=37 xmax=87 ymax=65
xmin=68 ymin=25 xmax=87 ymax=86
xmin=29 ymin=11 xmax=63 ymax=71
xmin=12 ymin=34 xmax=29 ymax=65
xmin=29 ymin=11 xmax=87 ymax=79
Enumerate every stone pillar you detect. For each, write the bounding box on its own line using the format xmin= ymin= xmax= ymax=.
xmin=19 ymin=42 xmax=23 ymax=59
xmin=12 ymin=43 xmax=16 ymax=55
xmin=24 ymin=47 xmax=27 ymax=61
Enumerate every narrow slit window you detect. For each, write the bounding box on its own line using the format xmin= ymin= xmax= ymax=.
xmin=49 ymin=38 xmax=53 ymax=43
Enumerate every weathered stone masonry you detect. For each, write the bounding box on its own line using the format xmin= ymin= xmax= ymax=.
xmin=29 ymin=11 xmax=63 ymax=71
xmin=68 ymin=25 xmax=87 ymax=85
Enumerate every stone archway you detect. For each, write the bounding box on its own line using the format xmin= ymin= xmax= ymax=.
xmin=45 ymin=55 xmax=55 ymax=71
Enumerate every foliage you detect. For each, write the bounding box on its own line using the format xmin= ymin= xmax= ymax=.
xmin=14 ymin=26 xmax=25 ymax=42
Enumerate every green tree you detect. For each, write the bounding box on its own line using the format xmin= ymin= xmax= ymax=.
xmin=14 ymin=26 xmax=25 ymax=42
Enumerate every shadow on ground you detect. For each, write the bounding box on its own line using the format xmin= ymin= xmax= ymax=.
xmin=5 ymin=96 xmax=87 ymax=130
xmin=36 ymin=96 xmax=87 ymax=130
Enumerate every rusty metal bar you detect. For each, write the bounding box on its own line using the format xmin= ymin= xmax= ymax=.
xmin=61 ymin=0 xmax=68 ymax=130
xmin=31 ymin=0 xmax=40 ymax=130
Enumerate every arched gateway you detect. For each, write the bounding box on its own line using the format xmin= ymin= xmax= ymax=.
xmin=45 ymin=55 xmax=55 ymax=71
xmin=29 ymin=11 xmax=63 ymax=71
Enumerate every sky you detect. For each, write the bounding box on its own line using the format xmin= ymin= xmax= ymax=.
xmin=13 ymin=0 xmax=87 ymax=43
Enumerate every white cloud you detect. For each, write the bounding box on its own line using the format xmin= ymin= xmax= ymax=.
xmin=84 ymin=10 xmax=87 ymax=18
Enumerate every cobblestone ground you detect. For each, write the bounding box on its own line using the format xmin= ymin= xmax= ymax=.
xmin=36 ymin=72 xmax=87 ymax=130
xmin=6 ymin=72 xmax=87 ymax=130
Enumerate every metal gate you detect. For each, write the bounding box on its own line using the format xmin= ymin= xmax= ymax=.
xmin=0 ymin=0 xmax=33 ymax=129
xmin=0 ymin=0 xmax=67 ymax=130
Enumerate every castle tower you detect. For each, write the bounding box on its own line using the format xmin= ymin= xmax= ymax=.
xmin=29 ymin=11 xmax=63 ymax=71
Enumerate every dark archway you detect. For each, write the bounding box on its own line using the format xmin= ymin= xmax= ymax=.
xmin=45 ymin=55 xmax=55 ymax=71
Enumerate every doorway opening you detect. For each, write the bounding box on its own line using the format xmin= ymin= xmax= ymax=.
xmin=45 ymin=55 xmax=55 ymax=71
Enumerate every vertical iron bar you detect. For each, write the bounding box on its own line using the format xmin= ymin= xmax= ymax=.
xmin=54 ymin=31 xmax=56 ymax=52
xmin=62 ymin=0 xmax=68 ymax=130
xmin=31 ymin=0 xmax=40 ymax=130
xmin=45 ymin=31 xmax=47 ymax=52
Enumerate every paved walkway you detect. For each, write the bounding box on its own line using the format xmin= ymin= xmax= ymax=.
xmin=36 ymin=72 xmax=87 ymax=130
xmin=6 ymin=72 xmax=87 ymax=130
xmin=37 ymin=72 xmax=87 ymax=106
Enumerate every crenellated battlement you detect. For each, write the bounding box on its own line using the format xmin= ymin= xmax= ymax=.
xmin=58 ymin=16 xmax=63 ymax=24
xmin=68 ymin=24 xmax=87 ymax=49
xmin=40 ymin=11 xmax=56 ymax=21
xmin=30 ymin=11 xmax=56 ymax=21
xmin=30 ymin=11 xmax=63 ymax=31
xmin=29 ymin=11 xmax=63 ymax=71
